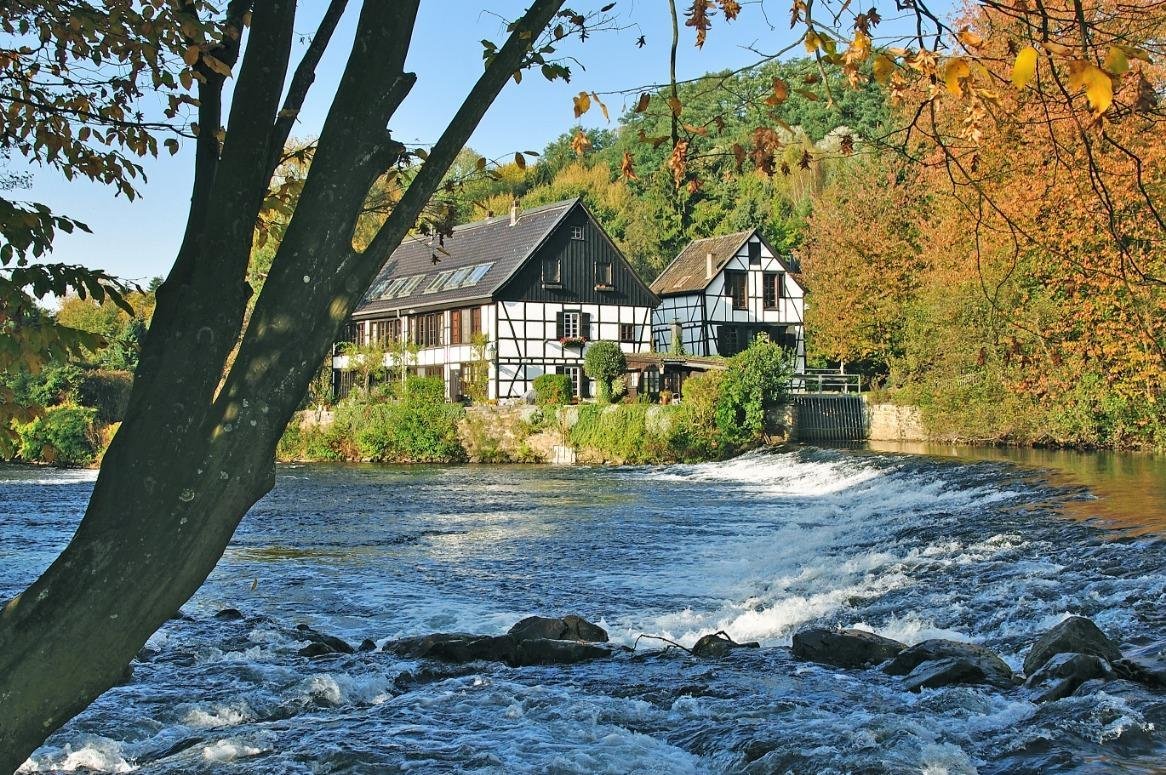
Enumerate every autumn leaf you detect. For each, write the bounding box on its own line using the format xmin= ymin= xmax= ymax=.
xmin=685 ymin=0 xmax=713 ymax=48
xmin=590 ymin=91 xmax=609 ymax=121
xmin=1012 ymin=46 xmax=1038 ymax=89
xmin=667 ymin=95 xmax=683 ymax=116
xmin=731 ymin=142 xmax=746 ymax=172
xmin=718 ymin=0 xmax=742 ymax=20
xmin=572 ymin=91 xmax=590 ymax=118
xmin=667 ymin=139 xmax=689 ymax=187
xmin=804 ymin=30 xmax=819 ymax=53
xmin=944 ymin=57 xmax=971 ymax=96
xmin=620 ymin=151 xmax=637 ymax=180
xmin=872 ymin=54 xmax=895 ymax=85
xmin=1068 ymin=60 xmax=1113 ymax=114
xmin=956 ymin=26 xmax=984 ymax=49
xmin=765 ymin=77 xmax=790 ymax=106
xmin=634 ymin=92 xmax=650 ymax=113
xmin=514 ymin=152 xmax=526 ymax=170
xmin=1104 ymin=46 xmax=1129 ymax=75
xmin=182 ymin=45 xmax=200 ymax=66
xmin=570 ymin=129 xmax=591 ymax=156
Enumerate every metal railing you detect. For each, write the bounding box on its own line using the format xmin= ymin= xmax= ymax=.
xmin=790 ymin=370 xmax=863 ymax=394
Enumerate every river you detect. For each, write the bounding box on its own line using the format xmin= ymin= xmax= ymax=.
xmin=3 ymin=446 xmax=1165 ymax=773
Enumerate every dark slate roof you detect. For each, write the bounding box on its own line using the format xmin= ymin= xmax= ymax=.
xmin=649 ymin=229 xmax=754 ymax=296
xmin=354 ymin=198 xmax=578 ymax=318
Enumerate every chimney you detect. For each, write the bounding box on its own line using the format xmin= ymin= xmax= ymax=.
xmin=509 ymin=198 xmax=519 ymax=226
xmin=705 ymin=251 xmax=714 ymax=279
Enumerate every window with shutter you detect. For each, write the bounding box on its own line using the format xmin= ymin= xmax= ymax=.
xmin=450 ymin=310 xmax=462 ymax=345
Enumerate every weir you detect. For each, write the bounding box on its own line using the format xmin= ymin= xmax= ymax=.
xmin=791 ymin=395 xmax=869 ymax=441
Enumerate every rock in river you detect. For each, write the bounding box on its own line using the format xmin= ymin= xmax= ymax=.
xmin=791 ymin=627 xmax=907 ymax=669
xmin=1114 ymin=640 xmax=1166 ymax=689
xmin=1023 ymin=616 xmax=1123 ymax=676
xmin=1024 ymin=652 xmax=1115 ymax=702
xmin=885 ymin=639 xmax=1015 ymax=688
xmin=507 ymin=614 xmax=608 ymax=643
xmin=691 ymin=632 xmax=761 ymax=658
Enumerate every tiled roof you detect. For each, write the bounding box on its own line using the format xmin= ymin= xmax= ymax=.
xmin=354 ymin=199 xmax=577 ymax=317
xmin=649 ymin=229 xmax=754 ymax=296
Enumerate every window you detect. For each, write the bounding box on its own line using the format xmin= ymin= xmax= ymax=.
xmin=643 ymin=366 xmax=661 ymax=395
xmin=338 ymin=322 xmax=359 ymax=345
xmin=748 ymin=240 xmax=761 ymax=264
xmin=763 ymin=272 xmax=784 ymax=309
xmin=595 ymin=260 xmax=613 ymax=288
xmin=718 ymin=324 xmax=744 ymax=356
xmin=570 ymin=225 xmax=585 ymax=240
xmin=724 ymin=270 xmax=747 ymax=310
xmin=560 ymin=365 xmax=585 ymax=398
xmin=450 ymin=306 xmax=479 ymax=345
xmin=542 ymin=256 xmax=561 ymax=286
xmin=619 ymin=323 xmax=636 ymax=343
xmin=450 ymin=309 xmax=463 ymax=345
xmin=412 ymin=312 xmax=443 ymax=348
xmin=367 ymin=319 xmax=400 ymax=345
xmin=424 ymin=270 xmax=453 ymax=293
xmin=562 ymin=311 xmax=581 ymax=339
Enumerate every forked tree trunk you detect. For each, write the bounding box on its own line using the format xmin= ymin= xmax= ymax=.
xmin=0 ymin=1 xmax=564 ymax=769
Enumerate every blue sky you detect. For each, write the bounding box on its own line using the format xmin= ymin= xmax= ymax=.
xmin=18 ymin=0 xmax=954 ymax=283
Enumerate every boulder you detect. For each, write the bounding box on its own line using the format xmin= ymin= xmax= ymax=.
xmin=382 ymin=632 xmax=613 ymax=667
xmin=1024 ymin=652 xmax=1115 ymax=702
xmin=1113 ymin=640 xmax=1166 ymax=689
xmin=1023 ymin=616 xmax=1122 ymax=676
xmin=214 ymin=608 xmax=245 ymax=621
xmin=691 ymin=632 xmax=761 ymax=658
xmin=885 ymin=640 xmax=1015 ymax=687
xmin=512 ymin=638 xmax=612 ymax=666
xmin=507 ymin=614 xmax=608 ymax=643
xmin=903 ymin=657 xmax=990 ymax=692
xmin=791 ymin=627 xmax=907 ymax=669
xmin=358 ymin=638 xmax=377 ymax=653
xmin=294 ymin=624 xmax=354 ymax=654
xmin=298 ymin=641 xmax=343 ymax=658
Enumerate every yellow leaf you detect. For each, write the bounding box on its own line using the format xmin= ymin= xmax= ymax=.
xmin=804 ymin=30 xmax=819 ymax=53
xmin=956 ymin=27 xmax=984 ymax=49
xmin=572 ymin=91 xmax=590 ymax=118
xmin=590 ymin=91 xmax=609 ymax=121
xmin=179 ymin=68 xmax=193 ymax=91
xmin=1104 ymin=45 xmax=1128 ymax=75
xmin=943 ymin=57 xmax=970 ymax=96
xmin=1012 ymin=46 xmax=1037 ymax=88
xmin=667 ymin=95 xmax=682 ymax=116
xmin=1068 ymin=60 xmax=1113 ymax=114
xmin=1041 ymin=41 xmax=1071 ymax=57
xmin=182 ymin=45 xmax=200 ymax=66
xmin=872 ymin=54 xmax=894 ymax=85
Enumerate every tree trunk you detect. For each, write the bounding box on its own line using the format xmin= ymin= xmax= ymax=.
xmin=0 ymin=1 xmax=564 ymax=769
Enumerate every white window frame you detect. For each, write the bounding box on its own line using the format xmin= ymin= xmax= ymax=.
xmin=562 ymin=311 xmax=581 ymax=339
xmin=570 ymin=225 xmax=585 ymax=240
xmin=564 ymin=365 xmax=583 ymax=397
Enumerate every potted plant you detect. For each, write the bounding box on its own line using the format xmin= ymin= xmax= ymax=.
xmin=559 ymin=335 xmax=587 ymax=348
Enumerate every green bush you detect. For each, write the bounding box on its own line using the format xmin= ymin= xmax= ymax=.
xmin=570 ymin=403 xmax=673 ymax=463
xmin=668 ymin=370 xmax=729 ymax=459
xmin=583 ymin=341 xmax=627 ymax=402
xmin=17 ymin=405 xmax=99 ymax=466
xmin=533 ymin=373 xmax=572 ymax=405
xmin=78 ymin=369 xmax=134 ymax=423
xmin=715 ymin=338 xmax=792 ymax=446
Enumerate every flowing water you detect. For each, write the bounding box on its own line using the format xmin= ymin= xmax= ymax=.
xmin=3 ymin=447 xmax=1165 ymax=773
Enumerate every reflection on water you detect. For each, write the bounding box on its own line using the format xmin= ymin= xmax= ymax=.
xmin=866 ymin=441 xmax=1166 ymax=535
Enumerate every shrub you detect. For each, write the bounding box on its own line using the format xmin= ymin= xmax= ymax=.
xmin=533 ymin=373 xmax=572 ymax=405
xmin=570 ymin=403 xmax=673 ymax=463
xmin=583 ymin=341 xmax=626 ymax=402
xmin=668 ymin=370 xmax=729 ymax=459
xmin=77 ymin=369 xmax=134 ymax=423
xmin=715 ymin=338 xmax=792 ymax=446
xmin=17 ymin=405 xmax=99 ymax=466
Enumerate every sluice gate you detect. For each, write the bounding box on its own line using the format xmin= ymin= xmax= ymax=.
xmin=792 ymin=395 xmax=868 ymax=441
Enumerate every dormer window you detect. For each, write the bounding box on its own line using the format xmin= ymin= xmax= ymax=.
xmin=571 ymin=225 xmax=585 ymax=240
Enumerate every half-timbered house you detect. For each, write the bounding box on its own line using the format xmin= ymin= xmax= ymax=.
xmin=335 ymin=198 xmax=659 ymax=401
xmin=649 ymin=229 xmax=806 ymax=370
